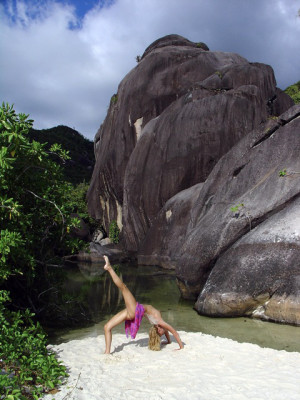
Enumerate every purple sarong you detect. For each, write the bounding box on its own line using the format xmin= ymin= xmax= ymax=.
xmin=125 ymin=302 xmax=145 ymax=339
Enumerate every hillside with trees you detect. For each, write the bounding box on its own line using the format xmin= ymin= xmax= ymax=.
xmin=29 ymin=125 xmax=95 ymax=184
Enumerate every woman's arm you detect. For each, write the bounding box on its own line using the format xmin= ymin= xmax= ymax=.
xmin=159 ymin=320 xmax=184 ymax=350
xmin=164 ymin=330 xmax=171 ymax=344
xmin=161 ymin=330 xmax=171 ymax=345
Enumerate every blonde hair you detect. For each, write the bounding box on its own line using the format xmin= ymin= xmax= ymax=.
xmin=148 ymin=326 xmax=161 ymax=351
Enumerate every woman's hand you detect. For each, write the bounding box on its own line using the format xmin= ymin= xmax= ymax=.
xmin=158 ymin=321 xmax=184 ymax=350
xmin=173 ymin=345 xmax=184 ymax=351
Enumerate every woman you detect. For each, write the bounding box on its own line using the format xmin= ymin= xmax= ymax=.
xmin=103 ymin=255 xmax=184 ymax=354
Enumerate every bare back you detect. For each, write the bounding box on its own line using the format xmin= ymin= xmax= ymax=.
xmin=143 ymin=304 xmax=163 ymax=324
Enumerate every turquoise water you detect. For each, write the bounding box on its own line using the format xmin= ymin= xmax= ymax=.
xmin=48 ymin=262 xmax=300 ymax=353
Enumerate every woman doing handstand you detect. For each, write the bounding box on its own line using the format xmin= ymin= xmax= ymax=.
xmin=103 ymin=256 xmax=184 ymax=354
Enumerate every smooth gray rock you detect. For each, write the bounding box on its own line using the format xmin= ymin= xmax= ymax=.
xmin=123 ymin=84 xmax=271 ymax=251
xmin=173 ymin=105 xmax=300 ymax=299
xmin=138 ymin=183 xmax=204 ymax=269
xmin=87 ymin=34 xmax=252 ymax=231
xmin=195 ymin=196 xmax=300 ymax=325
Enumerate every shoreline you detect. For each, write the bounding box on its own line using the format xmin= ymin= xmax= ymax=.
xmin=44 ymin=331 xmax=300 ymax=400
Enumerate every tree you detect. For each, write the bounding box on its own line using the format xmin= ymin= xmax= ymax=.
xmin=0 ymin=102 xmax=86 ymax=398
xmin=0 ymin=103 xmax=84 ymax=306
xmin=28 ymin=126 xmax=95 ymax=185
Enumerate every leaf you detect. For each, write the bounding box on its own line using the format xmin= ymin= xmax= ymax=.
xmin=2 ymin=120 xmax=12 ymax=130
xmin=48 ymin=388 xmax=60 ymax=394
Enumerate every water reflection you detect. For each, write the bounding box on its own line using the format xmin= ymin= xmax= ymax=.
xmin=47 ymin=261 xmax=300 ymax=353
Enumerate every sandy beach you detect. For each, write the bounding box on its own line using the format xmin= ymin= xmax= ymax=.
xmin=44 ymin=331 xmax=300 ymax=400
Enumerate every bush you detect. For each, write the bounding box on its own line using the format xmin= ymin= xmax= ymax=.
xmin=0 ymin=291 xmax=67 ymax=399
xmin=64 ymin=181 xmax=98 ymax=232
xmin=0 ymin=102 xmax=84 ymax=301
xmin=0 ymin=103 xmax=87 ymax=399
xmin=109 ymin=220 xmax=120 ymax=244
xmin=284 ymin=81 xmax=300 ymax=104
xmin=110 ymin=94 xmax=118 ymax=106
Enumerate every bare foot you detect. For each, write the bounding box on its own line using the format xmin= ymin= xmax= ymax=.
xmin=103 ymin=255 xmax=112 ymax=271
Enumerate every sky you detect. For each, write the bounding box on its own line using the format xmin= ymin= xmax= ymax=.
xmin=1 ymin=0 xmax=300 ymax=140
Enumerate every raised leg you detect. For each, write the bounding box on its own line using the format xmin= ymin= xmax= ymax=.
xmin=104 ymin=256 xmax=137 ymax=319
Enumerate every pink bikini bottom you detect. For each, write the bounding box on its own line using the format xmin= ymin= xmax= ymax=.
xmin=125 ymin=302 xmax=145 ymax=339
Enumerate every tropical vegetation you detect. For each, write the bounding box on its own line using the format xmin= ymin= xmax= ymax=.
xmin=0 ymin=102 xmax=91 ymax=399
xmin=284 ymin=80 xmax=300 ymax=104
xmin=29 ymin=125 xmax=94 ymax=184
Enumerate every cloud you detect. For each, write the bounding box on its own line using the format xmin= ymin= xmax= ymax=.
xmin=0 ymin=0 xmax=299 ymax=140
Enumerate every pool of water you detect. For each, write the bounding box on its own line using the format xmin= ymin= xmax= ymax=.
xmin=47 ymin=261 xmax=300 ymax=353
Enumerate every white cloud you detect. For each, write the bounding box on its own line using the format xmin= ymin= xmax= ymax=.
xmin=0 ymin=0 xmax=299 ymax=140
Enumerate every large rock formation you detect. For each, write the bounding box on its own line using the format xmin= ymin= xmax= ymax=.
xmin=123 ymin=84 xmax=270 ymax=251
xmin=195 ymin=195 xmax=300 ymax=325
xmin=140 ymin=104 xmax=300 ymax=325
xmin=88 ymin=34 xmax=277 ymax=230
xmin=87 ymin=34 xmax=299 ymax=325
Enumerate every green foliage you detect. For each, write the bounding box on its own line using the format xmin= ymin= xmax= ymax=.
xmin=284 ymin=81 xmax=300 ymax=104
xmin=110 ymin=94 xmax=118 ymax=106
xmin=0 ymin=103 xmax=84 ymax=290
xmin=28 ymin=125 xmax=95 ymax=185
xmin=113 ymin=264 xmax=121 ymax=275
xmin=64 ymin=181 xmax=99 ymax=231
xmin=215 ymin=70 xmax=223 ymax=79
xmin=279 ymin=169 xmax=287 ymax=177
xmin=0 ymin=102 xmax=91 ymax=397
xmin=278 ymin=169 xmax=300 ymax=178
xmin=65 ymin=181 xmax=90 ymax=220
xmin=230 ymin=203 xmax=244 ymax=213
xmin=0 ymin=291 xmax=68 ymax=399
xmin=230 ymin=202 xmax=252 ymax=230
xmin=195 ymin=42 xmax=209 ymax=50
xmin=109 ymin=220 xmax=120 ymax=244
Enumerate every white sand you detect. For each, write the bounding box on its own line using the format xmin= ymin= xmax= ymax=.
xmin=44 ymin=332 xmax=300 ymax=400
